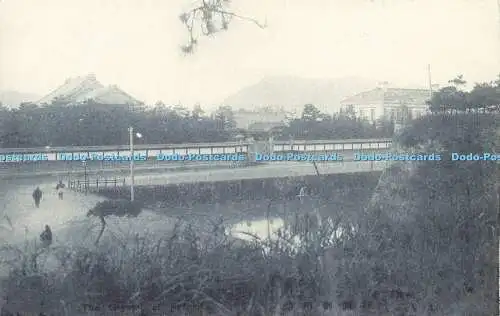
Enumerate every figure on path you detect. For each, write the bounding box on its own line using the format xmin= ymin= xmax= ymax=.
xmin=40 ymin=224 xmax=52 ymax=247
xmin=297 ymin=186 xmax=308 ymax=201
xmin=32 ymin=186 xmax=43 ymax=208
xmin=56 ymin=180 xmax=65 ymax=200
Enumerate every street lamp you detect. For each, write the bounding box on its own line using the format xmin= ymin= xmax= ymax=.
xmin=128 ymin=127 xmax=143 ymax=201
xmin=82 ymin=160 xmax=88 ymax=195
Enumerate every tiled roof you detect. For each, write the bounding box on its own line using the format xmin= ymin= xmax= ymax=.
xmin=74 ymin=85 xmax=142 ymax=105
xmin=340 ymin=88 xmax=385 ymax=104
xmin=340 ymin=87 xmax=431 ymax=105
xmin=383 ymin=88 xmax=430 ymax=105
xmin=36 ymin=74 xmax=142 ymax=106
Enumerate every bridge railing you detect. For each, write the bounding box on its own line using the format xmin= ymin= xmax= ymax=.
xmin=0 ymin=138 xmax=393 ymax=161
xmin=68 ymin=177 xmax=125 ymax=193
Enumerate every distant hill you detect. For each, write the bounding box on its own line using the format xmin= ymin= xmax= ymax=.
xmin=221 ymin=76 xmax=380 ymax=113
xmin=0 ymin=90 xmax=41 ymax=108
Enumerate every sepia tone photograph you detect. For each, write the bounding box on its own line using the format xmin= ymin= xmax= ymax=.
xmin=0 ymin=0 xmax=499 ymax=315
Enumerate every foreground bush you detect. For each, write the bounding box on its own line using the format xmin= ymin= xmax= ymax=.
xmin=0 ymin=214 xmax=350 ymax=315
xmin=1 ymin=202 xmax=494 ymax=315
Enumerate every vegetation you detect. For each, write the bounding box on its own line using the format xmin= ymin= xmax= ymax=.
xmin=280 ymin=104 xmax=394 ymax=141
xmin=178 ymin=0 xmax=267 ymax=54
xmin=427 ymin=74 xmax=500 ymax=113
xmin=0 ymin=101 xmax=390 ymax=148
xmin=87 ymin=200 xmax=143 ymax=246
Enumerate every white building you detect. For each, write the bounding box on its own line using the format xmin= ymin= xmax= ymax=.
xmin=339 ymin=82 xmax=435 ymax=124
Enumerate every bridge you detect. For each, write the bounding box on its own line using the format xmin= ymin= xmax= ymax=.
xmin=0 ymin=138 xmax=394 ymax=179
xmin=0 ymin=138 xmax=392 ymax=159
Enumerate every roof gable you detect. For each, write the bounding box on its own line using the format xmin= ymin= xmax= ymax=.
xmin=37 ymin=74 xmax=142 ymax=106
xmin=74 ymin=85 xmax=141 ymax=105
xmin=37 ymin=74 xmax=104 ymax=104
xmin=340 ymin=88 xmax=385 ymax=104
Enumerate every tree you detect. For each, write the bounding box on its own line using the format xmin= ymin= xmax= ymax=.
xmin=427 ymin=85 xmax=468 ymax=113
xmin=467 ymin=81 xmax=500 ymax=111
xmin=448 ymin=74 xmax=467 ymax=89
xmin=179 ymin=0 xmax=266 ymax=53
xmin=0 ymin=100 xmax=240 ymax=147
xmin=154 ymin=100 xmax=167 ymax=109
xmin=338 ymin=105 xmax=357 ymax=121
xmin=87 ymin=200 xmax=142 ymax=246
xmin=172 ymin=104 xmax=191 ymax=118
xmin=494 ymin=73 xmax=500 ymax=87
xmin=192 ymin=103 xmax=205 ymax=119
xmin=213 ymin=105 xmax=236 ymax=130
xmin=428 ymin=75 xmax=500 ymax=113
xmin=301 ymin=104 xmax=322 ymax=121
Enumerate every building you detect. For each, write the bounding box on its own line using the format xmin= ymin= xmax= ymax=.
xmin=232 ymin=106 xmax=294 ymax=130
xmin=36 ymin=74 xmax=144 ymax=111
xmin=339 ymin=82 xmax=434 ymax=124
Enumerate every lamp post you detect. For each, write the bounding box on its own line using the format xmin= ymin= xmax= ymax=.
xmin=128 ymin=127 xmax=143 ymax=201
xmin=83 ymin=160 xmax=88 ymax=195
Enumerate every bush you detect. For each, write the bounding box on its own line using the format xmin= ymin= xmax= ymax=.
xmin=0 ymin=212 xmax=353 ymax=315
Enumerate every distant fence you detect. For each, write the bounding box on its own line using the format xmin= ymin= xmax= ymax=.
xmin=68 ymin=177 xmax=125 ymax=193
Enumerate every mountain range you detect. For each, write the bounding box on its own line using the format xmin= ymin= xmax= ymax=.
xmin=221 ymin=76 xmax=380 ymax=113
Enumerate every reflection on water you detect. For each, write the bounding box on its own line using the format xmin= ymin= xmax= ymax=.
xmin=229 ymin=215 xmax=356 ymax=246
xmin=229 ymin=217 xmax=285 ymax=241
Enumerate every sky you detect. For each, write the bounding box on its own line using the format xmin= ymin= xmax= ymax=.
xmin=0 ymin=0 xmax=499 ymax=107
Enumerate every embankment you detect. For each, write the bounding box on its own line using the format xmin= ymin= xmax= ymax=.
xmin=97 ymin=171 xmax=382 ymax=219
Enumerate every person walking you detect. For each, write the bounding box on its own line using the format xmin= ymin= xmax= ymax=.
xmin=56 ymin=180 xmax=65 ymax=200
xmin=32 ymin=186 xmax=43 ymax=208
xmin=40 ymin=224 xmax=52 ymax=248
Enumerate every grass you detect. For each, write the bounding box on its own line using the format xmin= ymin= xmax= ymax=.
xmin=0 ymin=200 xmax=494 ymax=316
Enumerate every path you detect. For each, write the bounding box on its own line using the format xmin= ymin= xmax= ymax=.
xmin=0 ymin=180 xmax=178 ymax=277
xmin=129 ymin=160 xmax=386 ymax=186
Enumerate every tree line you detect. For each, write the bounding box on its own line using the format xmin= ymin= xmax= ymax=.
xmin=0 ymin=100 xmax=393 ymax=148
xmin=427 ymin=74 xmax=500 ymax=113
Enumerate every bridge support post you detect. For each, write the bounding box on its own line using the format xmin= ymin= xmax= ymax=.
xmin=247 ymin=140 xmax=270 ymax=165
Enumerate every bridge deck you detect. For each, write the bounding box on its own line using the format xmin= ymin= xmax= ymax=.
xmin=0 ymin=149 xmax=390 ymax=178
xmin=127 ymin=161 xmax=386 ymax=186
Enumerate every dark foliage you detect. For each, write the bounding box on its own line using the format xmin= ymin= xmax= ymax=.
xmin=344 ymin=111 xmax=500 ymax=314
xmin=87 ymin=199 xmax=143 ymax=218
xmin=0 ymin=100 xmax=390 ymax=148
xmin=279 ymin=104 xmax=393 ymax=140
xmin=97 ymin=172 xmax=381 ymax=208
xmin=427 ymin=74 xmax=500 ymax=113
